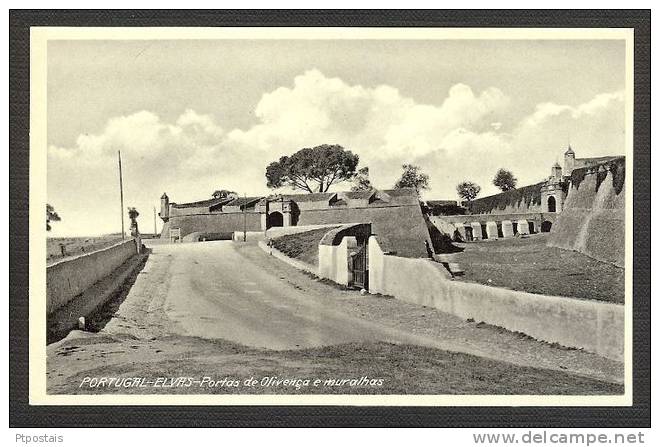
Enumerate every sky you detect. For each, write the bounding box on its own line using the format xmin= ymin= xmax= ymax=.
xmin=46 ymin=39 xmax=626 ymax=237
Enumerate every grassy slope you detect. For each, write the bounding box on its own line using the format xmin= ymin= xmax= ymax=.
xmin=270 ymin=227 xmax=339 ymax=266
xmin=449 ymin=234 xmax=624 ymax=304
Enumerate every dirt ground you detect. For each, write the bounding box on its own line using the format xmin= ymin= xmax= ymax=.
xmin=47 ymin=235 xmax=124 ymax=264
xmin=445 ymin=233 xmax=625 ymax=303
xmin=47 ymin=241 xmax=623 ymax=395
xmin=47 ymin=332 xmax=622 ymax=395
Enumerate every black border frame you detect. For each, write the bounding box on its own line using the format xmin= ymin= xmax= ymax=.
xmin=9 ymin=9 xmax=651 ymax=428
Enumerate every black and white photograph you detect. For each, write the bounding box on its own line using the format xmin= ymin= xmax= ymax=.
xmin=30 ymin=26 xmax=635 ymax=405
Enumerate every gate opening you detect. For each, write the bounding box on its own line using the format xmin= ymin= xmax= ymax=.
xmin=267 ymin=211 xmax=284 ymax=229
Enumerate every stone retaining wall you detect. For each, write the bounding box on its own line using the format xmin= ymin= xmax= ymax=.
xmin=46 ymin=238 xmax=139 ymax=315
xmin=368 ymin=236 xmax=624 ymax=361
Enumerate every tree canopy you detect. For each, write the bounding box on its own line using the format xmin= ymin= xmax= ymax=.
xmin=212 ymin=189 xmax=238 ymax=199
xmin=493 ymin=168 xmax=518 ymax=191
xmin=456 ymin=181 xmax=481 ymax=202
xmin=351 ymin=167 xmax=372 ymax=191
xmin=393 ymin=164 xmax=430 ymax=194
xmin=46 ymin=203 xmax=61 ymax=231
xmin=128 ymin=207 xmax=139 ymax=220
xmin=265 ymin=144 xmax=359 ymax=193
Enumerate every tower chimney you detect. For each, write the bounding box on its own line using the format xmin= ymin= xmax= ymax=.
xmin=160 ymin=192 xmax=170 ymax=222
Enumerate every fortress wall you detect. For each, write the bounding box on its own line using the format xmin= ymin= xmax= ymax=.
xmin=169 ymin=205 xmax=210 ymax=216
xmin=547 ymin=158 xmax=625 ymax=267
xmin=298 ymin=204 xmax=432 ymax=258
xmin=165 ymin=212 xmax=262 ymax=240
xmin=466 ymin=182 xmax=545 ymax=215
xmin=160 ymin=197 xmax=434 ymax=258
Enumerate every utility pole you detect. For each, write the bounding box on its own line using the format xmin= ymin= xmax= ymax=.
xmin=153 ymin=206 xmax=157 ymax=236
xmin=118 ymin=150 xmax=125 ymax=240
xmin=243 ymin=193 xmax=247 ymax=242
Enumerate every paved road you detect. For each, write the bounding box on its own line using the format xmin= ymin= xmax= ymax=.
xmin=103 ymin=240 xmax=443 ymax=350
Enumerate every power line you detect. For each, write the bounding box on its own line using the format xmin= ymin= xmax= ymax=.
xmin=118 ymin=150 xmax=125 ymax=240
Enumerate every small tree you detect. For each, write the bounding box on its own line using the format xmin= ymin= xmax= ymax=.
xmin=212 ymin=189 xmax=238 ymax=199
xmin=493 ymin=168 xmax=517 ymax=191
xmin=351 ymin=167 xmax=372 ymax=191
xmin=128 ymin=207 xmax=140 ymax=236
xmin=46 ymin=203 xmax=61 ymax=231
xmin=128 ymin=207 xmax=139 ymax=221
xmin=393 ymin=164 xmax=430 ymax=194
xmin=266 ymin=144 xmax=359 ymax=193
xmin=456 ymin=181 xmax=481 ymax=203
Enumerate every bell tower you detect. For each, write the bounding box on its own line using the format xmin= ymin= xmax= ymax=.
xmin=551 ymin=162 xmax=563 ymax=181
xmin=564 ymin=145 xmax=575 ymax=176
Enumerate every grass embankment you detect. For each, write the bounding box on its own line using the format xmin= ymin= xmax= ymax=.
xmin=47 ymin=235 xmax=124 ymax=264
xmin=449 ymin=234 xmax=624 ymax=304
xmin=48 ymin=334 xmax=623 ymax=395
xmin=270 ymin=227 xmax=339 ymax=266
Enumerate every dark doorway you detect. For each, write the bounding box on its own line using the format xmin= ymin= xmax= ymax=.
xmin=465 ymin=226 xmax=473 ymax=241
xmin=541 ymin=220 xmax=553 ymax=232
xmin=547 ymin=196 xmax=557 ymax=212
xmin=529 ymin=221 xmax=536 ymax=234
xmin=512 ymin=222 xmax=518 ymax=235
xmin=350 ymin=242 xmax=368 ymax=290
xmin=497 ymin=223 xmax=504 ymax=238
xmin=481 ymin=223 xmax=488 ymax=240
xmin=290 ymin=202 xmax=300 ymax=226
xmin=267 ymin=211 xmax=284 ymax=228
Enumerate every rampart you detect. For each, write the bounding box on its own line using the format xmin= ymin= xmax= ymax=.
xmin=297 ymin=204 xmax=432 ymax=258
xmin=547 ymin=157 xmax=625 ymax=267
xmin=466 ymin=182 xmax=545 ymax=215
xmin=162 ymin=212 xmax=262 ymax=240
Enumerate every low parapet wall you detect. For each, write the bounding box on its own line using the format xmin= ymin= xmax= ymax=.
xmin=46 ymin=239 xmax=139 ymax=315
xmin=257 ymin=240 xmax=318 ymax=276
xmin=368 ymin=236 xmax=624 ymax=361
xmin=233 ymin=224 xmax=340 ymax=242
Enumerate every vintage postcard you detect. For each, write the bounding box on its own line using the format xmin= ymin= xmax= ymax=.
xmin=29 ymin=26 xmax=634 ymax=406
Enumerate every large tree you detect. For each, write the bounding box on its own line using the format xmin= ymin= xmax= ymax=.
xmin=46 ymin=203 xmax=61 ymax=231
xmin=456 ymin=181 xmax=481 ymax=203
xmin=351 ymin=167 xmax=372 ymax=191
xmin=493 ymin=168 xmax=518 ymax=191
xmin=266 ymin=144 xmax=359 ymax=193
xmin=393 ymin=164 xmax=430 ymax=194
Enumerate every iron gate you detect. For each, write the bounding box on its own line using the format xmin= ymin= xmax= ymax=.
xmin=351 ymin=243 xmax=368 ymax=290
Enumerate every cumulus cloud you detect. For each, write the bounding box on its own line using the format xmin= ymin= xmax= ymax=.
xmin=224 ymin=69 xmax=512 ymax=190
xmin=520 ymin=90 xmax=624 ymax=128
xmin=47 ymin=69 xmax=625 ymax=236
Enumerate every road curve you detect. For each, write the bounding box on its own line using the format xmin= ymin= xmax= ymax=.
xmin=104 ymin=240 xmax=443 ymax=350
